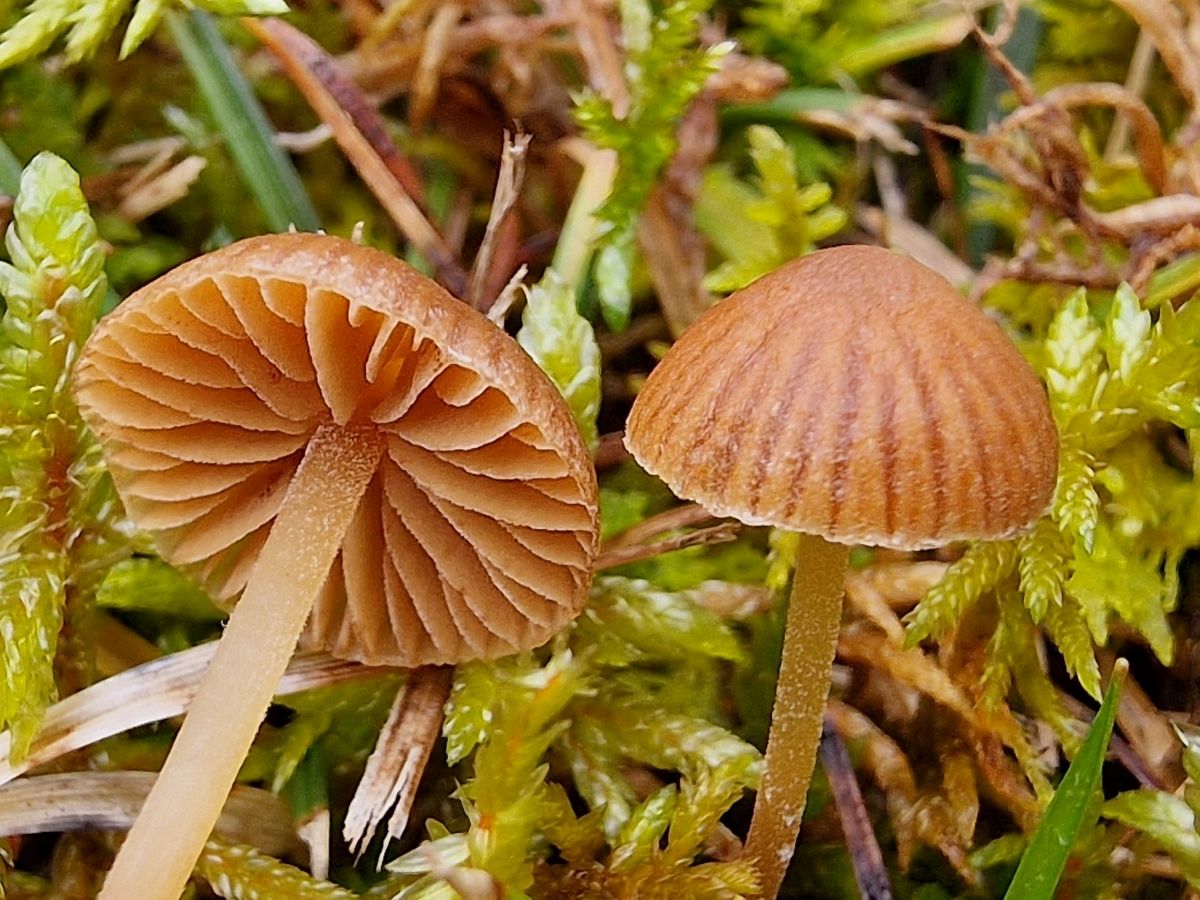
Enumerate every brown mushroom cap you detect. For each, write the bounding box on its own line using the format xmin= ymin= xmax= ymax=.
xmin=625 ymin=245 xmax=1057 ymax=549
xmin=76 ymin=233 xmax=599 ymax=666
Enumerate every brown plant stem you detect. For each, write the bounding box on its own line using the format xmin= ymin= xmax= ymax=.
xmin=594 ymin=522 xmax=740 ymax=570
xmin=820 ymin=715 xmax=894 ymax=900
xmin=98 ymin=424 xmax=384 ymax=900
xmin=602 ymin=502 xmax=714 ymax=548
xmin=244 ymin=18 xmax=468 ymax=296
xmin=1108 ymin=0 xmax=1200 ymax=121
xmin=744 ymin=534 xmax=848 ymax=897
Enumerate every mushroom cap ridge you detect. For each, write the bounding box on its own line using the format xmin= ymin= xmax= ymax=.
xmin=624 ymin=245 xmax=1058 ymax=550
xmin=75 ymin=233 xmax=599 ymax=666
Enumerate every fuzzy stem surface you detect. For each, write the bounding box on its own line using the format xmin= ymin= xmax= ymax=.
xmin=744 ymin=533 xmax=848 ymax=897
xmin=99 ymin=423 xmax=383 ymax=900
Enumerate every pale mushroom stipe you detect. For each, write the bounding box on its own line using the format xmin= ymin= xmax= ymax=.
xmin=74 ymin=233 xmax=599 ymax=899
xmin=623 ymin=245 xmax=1058 ymax=898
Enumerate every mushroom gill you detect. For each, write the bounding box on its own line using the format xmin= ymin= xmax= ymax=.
xmin=77 ymin=236 xmax=597 ymax=667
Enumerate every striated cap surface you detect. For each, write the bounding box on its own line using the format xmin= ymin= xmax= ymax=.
xmin=75 ymin=233 xmax=599 ymax=666
xmin=624 ymin=245 xmax=1057 ymax=550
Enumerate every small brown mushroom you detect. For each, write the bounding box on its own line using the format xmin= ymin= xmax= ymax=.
xmin=624 ymin=245 xmax=1057 ymax=897
xmin=74 ymin=233 xmax=599 ymax=900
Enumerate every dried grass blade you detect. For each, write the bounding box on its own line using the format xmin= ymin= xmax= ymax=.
xmin=0 ymin=772 xmax=300 ymax=857
xmin=559 ymin=0 xmax=629 ymax=117
xmin=855 ymin=206 xmax=975 ymax=288
xmin=118 ymin=156 xmax=208 ymax=222
xmin=1100 ymin=650 xmax=1181 ymax=787
xmin=409 ymin=2 xmax=462 ymax=133
xmin=0 ymin=645 xmax=383 ymax=787
xmin=344 ymin=665 xmax=452 ymax=862
xmin=244 ymin=17 xmax=468 ymax=295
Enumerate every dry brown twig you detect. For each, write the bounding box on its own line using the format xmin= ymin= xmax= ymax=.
xmin=1038 ymin=83 xmax=1166 ymax=194
xmin=603 ymin=503 xmax=716 ymax=549
xmin=956 ymin=10 xmax=1200 ymax=288
xmin=974 ymin=254 xmax=1122 ymax=298
xmin=594 ymin=523 xmax=740 ymax=570
xmin=244 ymin=17 xmax=469 ymax=296
xmin=820 ymin=716 xmax=894 ymax=900
xmin=943 ymin=26 xmax=1182 ymax=258
xmin=988 ymin=0 xmax=1023 ymax=46
xmin=1128 ymin=224 xmax=1200 ymax=293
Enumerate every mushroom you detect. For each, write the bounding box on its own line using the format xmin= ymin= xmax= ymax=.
xmin=74 ymin=233 xmax=599 ymax=899
xmin=623 ymin=245 xmax=1057 ymax=896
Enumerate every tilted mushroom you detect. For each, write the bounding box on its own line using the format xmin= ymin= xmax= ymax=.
xmin=74 ymin=233 xmax=599 ymax=899
xmin=624 ymin=245 xmax=1057 ymax=897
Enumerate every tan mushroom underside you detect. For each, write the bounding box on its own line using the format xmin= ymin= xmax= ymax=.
xmin=76 ymin=234 xmax=598 ymax=667
xmin=78 ymin=235 xmax=599 ymax=900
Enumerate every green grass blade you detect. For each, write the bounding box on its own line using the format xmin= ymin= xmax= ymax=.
xmin=837 ymin=13 xmax=973 ymax=78
xmin=1004 ymin=660 xmax=1127 ymax=900
xmin=167 ymin=9 xmax=319 ymax=233
xmin=285 ymin=742 xmax=329 ymax=820
xmin=0 ymin=137 xmax=23 ymax=195
xmin=1145 ymin=252 xmax=1200 ymax=308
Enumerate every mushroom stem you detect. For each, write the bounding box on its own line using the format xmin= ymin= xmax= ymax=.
xmin=744 ymin=533 xmax=847 ymax=897
xmin=99 ymin=423 xmax=385 ymax=900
